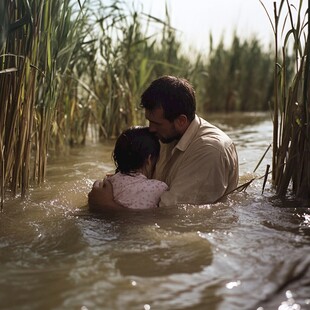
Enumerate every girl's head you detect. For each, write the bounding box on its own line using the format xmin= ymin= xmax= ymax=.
xmin=113 ymin=126 xmax=160 ymax=177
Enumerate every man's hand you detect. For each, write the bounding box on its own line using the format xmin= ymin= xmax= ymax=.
xmin=88 ymin=178 xmax=123 ymax=211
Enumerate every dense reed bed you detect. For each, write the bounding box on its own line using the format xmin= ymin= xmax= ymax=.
xmin=0 ymin=0 xmax=307 ymax=204
xmin=0 ymin=0 xmax=93 ymax=205
xmin=261 ymin=0 xmax=309 ymax=200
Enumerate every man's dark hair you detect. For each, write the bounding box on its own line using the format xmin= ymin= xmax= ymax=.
xmin=113 ymin=126 xmax=160 ymax=174
xmin=140 ymin=75 xmax=196 ymax=122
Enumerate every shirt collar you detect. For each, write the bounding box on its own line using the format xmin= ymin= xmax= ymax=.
xmin=173 ymin=114 xmax=200 ymax=153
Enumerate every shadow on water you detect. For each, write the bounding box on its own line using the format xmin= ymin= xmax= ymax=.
xmin=1 ymin=112 xmax=310 ymax=310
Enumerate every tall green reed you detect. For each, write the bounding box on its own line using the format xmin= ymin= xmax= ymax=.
xmin=204 ymin=33 xmax=275 ymax=112
xmin=261 ymin=0 xmax=309 ymax=199
xmin=0 ymin=0 xmax=94 ymax=205
xmin=1 ymin=0 xmax=37 ymax=201
xmin=92 ymin=1 xmax=196 ymax=138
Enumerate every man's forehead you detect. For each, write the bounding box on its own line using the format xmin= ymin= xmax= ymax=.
xmin=145 ymin=107 xmax=164 ymax=119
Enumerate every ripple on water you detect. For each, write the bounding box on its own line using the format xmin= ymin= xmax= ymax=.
xmin=1 ymin=114 xmax=310 ymax=310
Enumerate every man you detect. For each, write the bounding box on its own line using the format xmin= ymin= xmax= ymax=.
xmin=88 ymin=75 xmax=239 ymax=209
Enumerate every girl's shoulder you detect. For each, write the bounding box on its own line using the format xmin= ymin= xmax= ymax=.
xmin=144 ymin=178 xmax=169 ymax=191
xmin=109 ymin=172 xmax=168 ymax=192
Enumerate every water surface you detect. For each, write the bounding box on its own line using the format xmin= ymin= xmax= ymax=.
xmin=1 ymin=113 xmax=309 ymax=310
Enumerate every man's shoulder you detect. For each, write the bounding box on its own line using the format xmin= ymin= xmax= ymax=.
xmin=197 ymin=116 xmax=231 ymax=139
xmin=190 ymin=116 xmax=234 ymax=152
xmin=197 ymin=116 xmax=225 ymax=133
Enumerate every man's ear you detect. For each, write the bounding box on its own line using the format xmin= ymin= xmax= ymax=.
xmin=147 ymin=154 xmax=152 ymax=165
xmin=174 ymin=114 xmax=188 ymax=131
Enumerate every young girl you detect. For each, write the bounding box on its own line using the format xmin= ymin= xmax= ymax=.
xmin=104 ymin=126 xmax=168 ymax=209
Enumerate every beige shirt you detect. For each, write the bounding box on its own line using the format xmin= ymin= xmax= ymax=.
xmin=155 ymin=115 xmax=239 ymax=206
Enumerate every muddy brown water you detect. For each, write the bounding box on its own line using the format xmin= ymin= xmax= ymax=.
xmin=1 ymin=113 xmax=309 ymax=310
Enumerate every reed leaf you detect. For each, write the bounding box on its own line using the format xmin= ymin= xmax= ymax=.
xmin=268 ymin=0 xmax=310 ymax=200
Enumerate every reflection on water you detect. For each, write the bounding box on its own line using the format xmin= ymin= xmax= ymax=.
xmin=1 ymin=113 xmax=310 ymax=310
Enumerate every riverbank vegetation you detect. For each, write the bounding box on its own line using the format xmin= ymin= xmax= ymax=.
xmin=0 ymin=0 xmax=308 ymax=205
xmin=262 ymin=0 xmax=309 ymax=200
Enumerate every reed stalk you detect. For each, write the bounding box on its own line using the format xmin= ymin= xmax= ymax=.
xmin=0 ymin=0 xmax=95 ymax=202
xmin=263 ymin=0 xmax=310 ymax=199
xmin=204 ymin=33 xmax=275 ymax=112
xmin=0 ymin=0 xmax=37 ymax=197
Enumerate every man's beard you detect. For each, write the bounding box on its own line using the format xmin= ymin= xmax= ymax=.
xmin=159 ymin=133 xmax=182 ymax=144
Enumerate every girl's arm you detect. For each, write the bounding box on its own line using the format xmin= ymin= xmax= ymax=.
xmin=88 ymin=178 xmax=124 ymax=211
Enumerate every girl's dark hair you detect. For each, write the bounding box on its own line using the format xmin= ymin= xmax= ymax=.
xmin=113 ymin=126 xmax=160 ymax=174
xmin=140 ymin=75 xmax=196 ymax=122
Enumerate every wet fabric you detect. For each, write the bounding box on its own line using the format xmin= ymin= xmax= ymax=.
xmin=154 ymin=115 xmax=239 ymax=206
xmin=108 ymin=172 xmax=168 ymax=209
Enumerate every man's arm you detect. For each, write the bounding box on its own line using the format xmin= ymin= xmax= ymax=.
xmin=88 ymin=179 xmax=124 ymax=211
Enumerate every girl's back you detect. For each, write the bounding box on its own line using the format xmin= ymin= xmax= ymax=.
xmin=109 ymin=172 xmax=168 ymax=209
